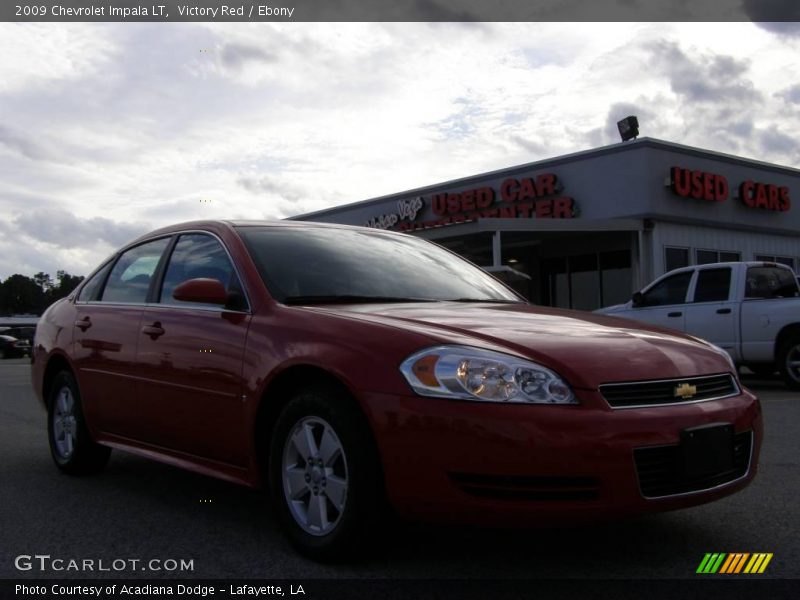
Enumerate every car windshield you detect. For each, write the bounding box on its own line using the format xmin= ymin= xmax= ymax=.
xmin=237 ymin=226 xmax=523 ymax=304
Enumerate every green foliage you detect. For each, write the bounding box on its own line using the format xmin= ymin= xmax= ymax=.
xmin=0 ymin=271 xmax=85 ymax=315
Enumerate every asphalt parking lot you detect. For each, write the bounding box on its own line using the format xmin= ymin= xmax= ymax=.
xmin=1 ymin=358 xmax=797 ymax=580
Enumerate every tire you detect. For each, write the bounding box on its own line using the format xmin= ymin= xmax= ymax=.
xmin=779 ymin=336 xmax=800 ymax=391
xmin=47 ymin=370 xmax=111 ymax=475
xmin=268 ymin=386 xmax=384 ymax=561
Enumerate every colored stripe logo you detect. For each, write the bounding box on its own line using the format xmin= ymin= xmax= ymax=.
xmin=696 ymin=553 xmax=773 ymax=574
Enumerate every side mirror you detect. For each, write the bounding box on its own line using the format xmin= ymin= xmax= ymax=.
xmin=631 ymin=291 xmax=644 ymax=307
xmin=173 ymin=278 xmax=228 ymax=305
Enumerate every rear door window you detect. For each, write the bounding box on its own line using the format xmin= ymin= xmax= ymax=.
xmin=693 ymin=268 xmax=732 ymax=303
xmin=101 ymin=238 xmax=170 ymax=304
xmin=77 ymin=261 xmax=113 ymax=302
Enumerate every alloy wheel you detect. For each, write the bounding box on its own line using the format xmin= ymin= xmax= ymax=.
xmin=52 ymin=386 xmax=78 ymax=459
xmin=281 ymin=416 xmax=348 ymax=536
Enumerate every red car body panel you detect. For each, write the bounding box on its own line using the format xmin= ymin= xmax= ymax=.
xmin=31 ymin=220 xmax=762 ymax=526
xmin=134 ymin=306 xmax=251 ymax=465
xmin=365 ymin=390 xmax=760 ymax=523
xmin=71 ymin=304 xmax=143 ymax=441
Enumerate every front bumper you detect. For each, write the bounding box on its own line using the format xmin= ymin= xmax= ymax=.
xmin=361 ymin=386 xmax=762 ymax=525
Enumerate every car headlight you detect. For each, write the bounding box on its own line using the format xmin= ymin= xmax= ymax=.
xmin=399 ymin=345 xmax=577 ymax=404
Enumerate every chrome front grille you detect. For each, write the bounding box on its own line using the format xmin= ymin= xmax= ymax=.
xmin=599 ymin=374 xmax=739 ymax=409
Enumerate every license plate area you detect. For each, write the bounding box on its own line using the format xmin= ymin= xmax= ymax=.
xmin=680 ymin=423 xmax=734 ymax=480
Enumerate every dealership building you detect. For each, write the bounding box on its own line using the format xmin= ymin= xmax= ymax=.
xmin=293 ymin=138 xmax=800 ymax=310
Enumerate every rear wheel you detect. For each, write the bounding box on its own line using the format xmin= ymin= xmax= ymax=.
xmin=47 ymin=370 xmax=111 ymax=474
xmin=779 ymin=336 xmax=800 ymax=390
xmin=268 ymin=387 xmax=384 ymax=561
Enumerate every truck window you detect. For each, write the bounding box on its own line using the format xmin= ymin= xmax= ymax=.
xmin=745 ymin=266 xmax=800 ymax=299
xmin=693 ymin=268 xmax=731 ymax=303
xmin=640 ymin=271 xmax=692 ymax=307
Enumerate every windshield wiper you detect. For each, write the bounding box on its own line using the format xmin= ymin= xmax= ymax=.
xmin=283 ymin=295 xmax=440 ymax=305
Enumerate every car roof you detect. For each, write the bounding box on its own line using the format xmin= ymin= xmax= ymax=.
xmin=665 ymin=261 xmax=794 ymax=274
xmin=126 ymin=219 xmax=407 ymax=248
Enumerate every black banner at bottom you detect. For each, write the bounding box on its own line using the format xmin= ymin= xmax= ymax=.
xmin=2 ymin=579 xmax=798 ymax=600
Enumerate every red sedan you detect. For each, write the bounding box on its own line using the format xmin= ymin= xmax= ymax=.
xmin=32 ymin=220 xmax=761 ymax=559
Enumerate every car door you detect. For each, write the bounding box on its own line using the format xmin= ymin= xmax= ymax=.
xmin=624 ymin=270 xmax=693 ymax=331
xmin=72 ymin=237 xmax=171 ymax=437
xmin=740 ymin=265 xmax=799 ymax=363
xmin=683 ymin=266 xmax=740 ymax=360
xmin=134 ymin=232 xmax=251 ymax=466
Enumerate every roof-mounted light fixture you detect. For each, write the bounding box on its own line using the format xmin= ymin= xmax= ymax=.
xmin=617 ymin=115 xmax=639 ymax=142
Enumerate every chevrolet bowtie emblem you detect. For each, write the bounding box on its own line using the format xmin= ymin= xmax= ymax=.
xmin=675 ymin=383 xmax=697 ymax=399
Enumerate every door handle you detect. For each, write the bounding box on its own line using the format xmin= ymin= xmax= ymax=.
xmin=667 ymin=312 xmax=682 ymax=318
xmin=141 ymin=322 xmax=165 ymax=339
xmin=75 ymin=316 xmax=92 ymax=331
xmin=716 ymin=308 xmax=732 ymax=314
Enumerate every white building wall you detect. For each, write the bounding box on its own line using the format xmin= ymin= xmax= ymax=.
xmin=651 ymin=221 xmax=800 ymax=275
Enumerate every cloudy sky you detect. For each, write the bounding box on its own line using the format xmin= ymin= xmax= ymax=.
xmin=1 ymin=21 xmax=799 ymax=279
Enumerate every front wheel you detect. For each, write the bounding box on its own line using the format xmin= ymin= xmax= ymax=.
xmin=268 ymin=387 xmax=384 ymax=561
xmin=779 ymin=336 xmax=800 ymax=390
xmin=47 ymin=370 xmax=111 ymax=474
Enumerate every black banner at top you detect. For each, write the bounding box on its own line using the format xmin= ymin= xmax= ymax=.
xmin=3 ymin=0 xmax=800 ymax=22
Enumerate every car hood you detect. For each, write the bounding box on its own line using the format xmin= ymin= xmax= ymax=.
xmin=593 ymin=302 xmax=630 ymax=314
xmin=305 ymin=302 xmax=731 ymax=389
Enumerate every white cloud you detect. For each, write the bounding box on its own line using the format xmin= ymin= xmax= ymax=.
xmin=1 ymin=22 xmax=799 ymax=280
xmin=0 ymin=24 xmax=118 ymax=93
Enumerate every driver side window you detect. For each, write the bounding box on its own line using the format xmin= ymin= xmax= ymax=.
xmin=159 ymin=233 xmax=247 ymax=309
xmin=639 ymin=271 xmax=693 ymax=307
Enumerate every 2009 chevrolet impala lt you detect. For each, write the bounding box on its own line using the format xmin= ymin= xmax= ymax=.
xmin=32 ymin=220 xmax=762 ymax=558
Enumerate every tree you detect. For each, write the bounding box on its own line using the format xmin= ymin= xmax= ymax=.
xmin=48 ymin=271 xmax=84 ymax=304
xmin=0 ymin=274 xmax=44 ymax=315
xmin=33 ymin=271 xmax=54 ymax=292
xmin=0 ymin=271 xmax=85 ymax=315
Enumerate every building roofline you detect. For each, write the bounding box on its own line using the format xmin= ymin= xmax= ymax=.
xmin=290 ymin=137 xmax=800 ymax=221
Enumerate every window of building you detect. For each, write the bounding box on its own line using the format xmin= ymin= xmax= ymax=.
xmin=639 ymin=271 xmax=692 ymax=307
xmin=543 ymin=250 xmax=632 ymax=311
xmin=754 ymin=254 xmax=796 ymax=272
xmin=600 ymin=250 xmax=633 ymax=307
xmin=543 ymin=257 xmax=570 ymax=309
xmin=570 ymin=254 xmax=601 ymax=311
xmin=719 ymin=251 xmax=742 ymax=263
xmin=693 ymin=268 xmax=732 ymax=303
xmin=664 ymin=246 xmax=690 ymax=272
xmin=696 ymin=249 xmax=741 ymax=265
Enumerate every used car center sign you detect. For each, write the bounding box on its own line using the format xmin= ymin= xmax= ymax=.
xmin=365 ymin=172 xmax=578 ymax=231
xmin=670 ymin=166 xmax=791 ymax=212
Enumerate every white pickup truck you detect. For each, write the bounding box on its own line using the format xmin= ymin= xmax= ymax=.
xmin=595 ymin=262 xmax=800 ymax=389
